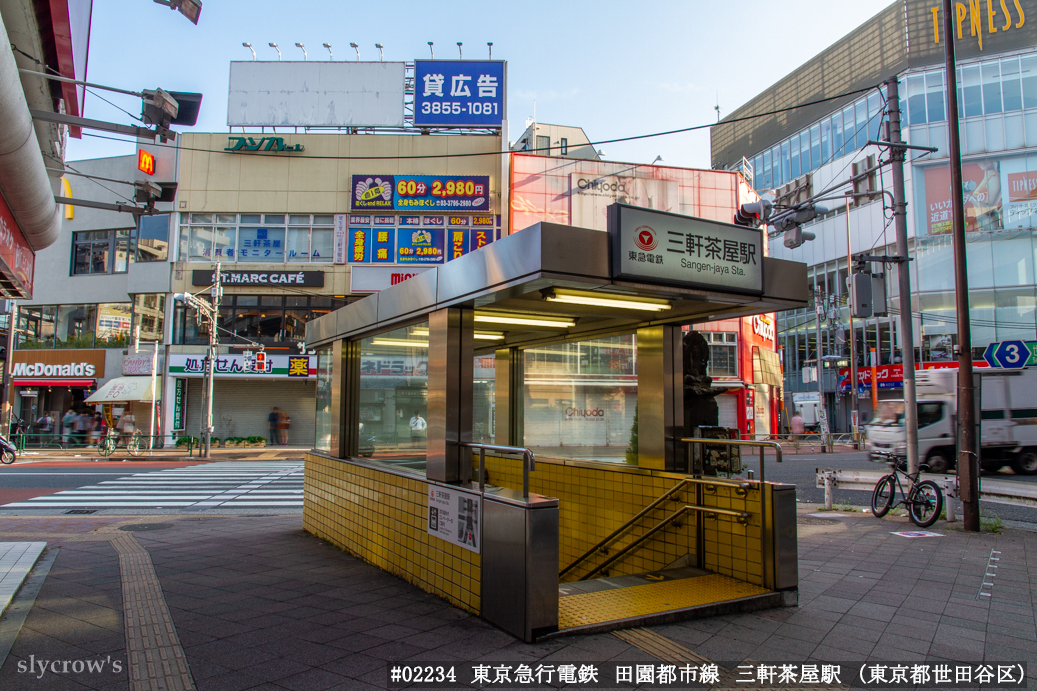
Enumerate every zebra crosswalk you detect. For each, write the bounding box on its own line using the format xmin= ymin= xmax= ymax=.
xmin=1 ymin=462 xmax=303 ymax=511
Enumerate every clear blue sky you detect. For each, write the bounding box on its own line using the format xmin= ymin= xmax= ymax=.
xmin=68 ymin=0 xmax=892 ymax=167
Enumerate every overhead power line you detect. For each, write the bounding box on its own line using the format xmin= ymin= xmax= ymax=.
xmin=78 ymin=83 xmax=883 ymax=162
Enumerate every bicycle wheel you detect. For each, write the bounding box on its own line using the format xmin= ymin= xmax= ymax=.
xmin=127 ymin=433 xmax=141 ymax=457
xmin=908 ymin=480 xmax=943 ymax=528
xmin=0 ymin=450 xmax=14 ymax=464
xmin=98 ymin=436 xmax=114 ymax=457
xmin=871 ymin=475 xmax=895 ymax=517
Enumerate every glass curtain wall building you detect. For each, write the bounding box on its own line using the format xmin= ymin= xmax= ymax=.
xmin=711 ymin=0 xmax=1037 ymax=431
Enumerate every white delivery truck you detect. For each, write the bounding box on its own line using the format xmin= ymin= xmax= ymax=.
xmin=791 ymin=392 xmax=821 ymax=431
xmin=865 ymin=368 xmax=1037 ymax=475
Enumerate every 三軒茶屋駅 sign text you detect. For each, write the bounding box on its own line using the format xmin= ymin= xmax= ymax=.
xmin=608 ymin=204 xmax=763 ymax=295
xmin=224 ymin=136 xmax=304 ymax=153
xmin=191 ymin=270 xmax=324 ymax=287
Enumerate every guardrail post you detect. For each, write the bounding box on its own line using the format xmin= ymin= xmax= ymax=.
xmin=823 ymin=470 xmax=834 ymax=510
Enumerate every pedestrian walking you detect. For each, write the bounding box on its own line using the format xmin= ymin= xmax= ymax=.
xmin=409 ymin=411 xmax=426 ymax=446
xmin=791 ymin=410 xmax=805 ymax=436
xmin=61 ymin=409 xmax=76 ymax=444
xmin=35 ymin=411 xmax=53 ymax=444
xmin=278 ymin=409 xmax=290 ymax=445
xmin=268 ymin=407 xmax=280 ymax=445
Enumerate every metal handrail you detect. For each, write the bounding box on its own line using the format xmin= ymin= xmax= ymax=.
xmin=558 ymin=475 xmax=753 ymax=579
xmin=462 ymin=442 xmax=536 ymax=499
xmin=580 ymin=503 xmax=750 ymax=581
xmin=679 ymin=438 xmax=782 ymax=484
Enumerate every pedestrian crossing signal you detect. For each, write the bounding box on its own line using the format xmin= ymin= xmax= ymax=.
xmin=255 ymin=350 xmax=266 ymax=368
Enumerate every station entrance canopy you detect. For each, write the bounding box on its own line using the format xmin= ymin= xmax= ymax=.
xmin=304 ymin=207 xmax=808 ymax=640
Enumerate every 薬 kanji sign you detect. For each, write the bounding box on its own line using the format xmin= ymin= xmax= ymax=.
xmin=607 ymin=204 xmax=764 ymax=294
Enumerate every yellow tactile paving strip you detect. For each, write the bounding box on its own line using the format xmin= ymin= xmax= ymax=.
xmin=559 ymin=574 xmax=771 ymax=629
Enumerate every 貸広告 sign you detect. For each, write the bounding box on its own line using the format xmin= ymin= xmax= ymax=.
xmin=168 ymin=354 xmax=315 ymax=379
xmin=413 ymin=60 xmax=505 ymax=128
xmin=191 ymin=270 xmax=324 ymax=287
xmin=427 ymin=485 xmax=480 ymax=553
xmin=608 ymin=204 xmax=763 ymax=294
xmin=351 ymin=175 xmax=490 ymax=212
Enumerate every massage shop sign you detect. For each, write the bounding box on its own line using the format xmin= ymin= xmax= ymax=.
xmin=168 ymin=354 xmax=315 ymax=379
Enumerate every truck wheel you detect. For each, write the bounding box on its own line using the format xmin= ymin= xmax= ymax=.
xmin=1011 ymin=450 xmax=1037 ymax=476
xmin=925 ymin=451 xmax=952 ymax=474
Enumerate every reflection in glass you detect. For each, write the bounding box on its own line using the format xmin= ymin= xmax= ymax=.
xmin=358 ymin=323 xmax=429 ymax=469
xmin=315 ymin=347 xmax=333 ymax=452
xmin=523 ymin=334 xmax=637 ymax=463
xmin=473 ymin=354 xmax=495 ymax=443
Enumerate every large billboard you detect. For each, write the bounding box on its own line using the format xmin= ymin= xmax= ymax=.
xmin=923 ymin=162 xmax=1003 ymax=234
xmin=227 ymin=62 xmax=406 ymax=127
xmin=350 ymin=175 xmax=490 ymax=212
xmin=413 ymin=60 xmax=505 ymax=128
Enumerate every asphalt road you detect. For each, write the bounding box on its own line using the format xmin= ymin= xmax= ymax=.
xmin=738 ymin=450 xmax=1037 ymax=524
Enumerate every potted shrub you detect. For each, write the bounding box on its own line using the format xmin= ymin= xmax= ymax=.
xmin=211 ymin=437 xmax=221 ymax=448
xmin=175 ymin=435 xmax=199 ymax=449
xmin=246 ymin=435 xmax=266 ymax=448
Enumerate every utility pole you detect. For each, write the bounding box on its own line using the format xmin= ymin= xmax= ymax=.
xmin=814 ymin=288 xmax=831 ymax=451
xmin=942 ymin=0 xmax=979 ymax=531
xmin=885 ymin=77 xmax=921 ymax=477
xmin=1 ymin=302 xmax=15 ymax=436
xmin=845 ymin=198 xmax=860 ymax=448
xmin=203 ymin=263 xmax=222 ymax=458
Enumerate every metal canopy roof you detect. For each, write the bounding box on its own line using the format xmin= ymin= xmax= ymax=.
xmin=305 ymin=223 xmax=809 ymax=351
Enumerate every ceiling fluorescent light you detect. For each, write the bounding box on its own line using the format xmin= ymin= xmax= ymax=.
xmin=474 ymin=332 xmax=505 ymax=340
xmin=544 ymin=290 xmax=670 ymax=311
xmin=474 ymin=313 xmax=575 ymax=328
xmin=370 ymin=338 xmax=429 ymax=348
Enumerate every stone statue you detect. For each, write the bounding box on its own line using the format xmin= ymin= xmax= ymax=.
xmin=683 ymin=330 xmax=730 ymax=431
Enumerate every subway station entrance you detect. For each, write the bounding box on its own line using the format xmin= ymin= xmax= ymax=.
xmin=304 ymin=207 xmax=808 ymax=641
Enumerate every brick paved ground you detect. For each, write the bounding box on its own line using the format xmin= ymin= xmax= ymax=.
xmin=0 ymin=509 xmax=1034 ymax=690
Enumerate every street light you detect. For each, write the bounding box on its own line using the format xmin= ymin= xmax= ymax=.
xmin=295 ymin=42 xmax=307 ymax=60
xmin=268 ymin=42 xmax=281 ymax=61
xmin=323 ymin=43 xmax=333 ymax=60
xmin=242 ymin=42 xmax=256 ymax=60
xmin=652 ymin=155 xmax=664 ymax=165
xmin=172 ymin=264 xmax=222 ymax=458
xmin=428 ymin=42 xmax=434 ymax=58
xmin=487 ymin=42 xmax=493 ymax=59
xmin=457 ymin=42 xmax=463 ymax=59
xmin=350 ymin=42 xmax=360 ymax=60
xmin=375 ymin=43 xmax=383 ymax=61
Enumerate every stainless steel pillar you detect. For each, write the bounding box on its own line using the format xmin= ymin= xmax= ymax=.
xmin=636 ymin=325 xmax=684 ymax=471
xmin=427 ymin=307 xmax=474 ymax=484
xmin=494 ymin=346 xmax=523 ymax=447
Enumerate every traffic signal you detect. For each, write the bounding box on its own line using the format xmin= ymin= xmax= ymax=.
xmin=774 ymin=204 xmax=826 ymax=249
xmin=255 ymin=350 xmax=267 ymax=369
xmin=783 ymin=227 xmax=817 ymax=249
xmin=733 ymin=200 xmax=772 ymax=227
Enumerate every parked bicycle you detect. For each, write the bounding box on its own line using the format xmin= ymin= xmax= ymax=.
xmin=97 ymin=430 xmax=145 ymax=457
xmin=871 ymin=450 xmax=944 ymax=528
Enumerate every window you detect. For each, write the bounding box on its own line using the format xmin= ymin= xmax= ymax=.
xmin=359 ymin=322 xmax=429 ymax=465
xmin=179 ymin=213 xmax=335 ymax=264
xmin=172 ymin=294 xmax=349 ymax=346
xmin=536 ymin=135 xmax=550 ymax=155
xmin=523 ymin=334 xmax=637 ymax=462
xmin=917 ymin=402 xmax=944 ymax=428
xmin=95 ymin=303 xmax=132 ymax=347
xmin=315 ymin=346 xmax=334 ymax=452
xmin=72 ymin=230 xmax=130 ymax=275
xmin=702 ymin=331 xmax=738 ymax=378
xmin=136 ymin=214 xmax=169 ymax=262
xmin=132 ymin=293 xmax=165 ymax=342
xmin=55 ymin=305 xmax=97 ymax=348
xmin=560 ymin=138 xmax=568 ymax=155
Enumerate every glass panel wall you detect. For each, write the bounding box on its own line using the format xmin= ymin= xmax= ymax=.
xmin=473 ymin=353 xmax=495 ymax=444
xmin=523 ymin=334 xmax=637 ymax=463
xmin=358 ymin=323 xmax=429 ymax=469
xmin=314 ymin=346 xmax=334 ymax=452
xmin=179 ymin=213 xmax=336 ymax=263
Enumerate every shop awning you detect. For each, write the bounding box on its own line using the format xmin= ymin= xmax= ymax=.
xmin=752 ymin=346 xmax=783 ymax=387
xmin=84 ymin=377 xmax=159 ymax=403
xmin=13 ymin=378 xmax=95 ymax=387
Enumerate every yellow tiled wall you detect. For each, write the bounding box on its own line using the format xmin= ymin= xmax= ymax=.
xmin=480 ymin=455 xmax=764 ymax=586
xmin=304 ymin=453 xmax=480 ymax=613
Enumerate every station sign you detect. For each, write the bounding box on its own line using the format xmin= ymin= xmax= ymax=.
xmin=413 ymin=60 xmax=505 ymax=128
xmin=607 ymin=204 xmax=763 ymax=295
xmin=351 ymin=175 xmax=490 ymax=212
xmin=427 ymin=484 xmax=481 ymax=553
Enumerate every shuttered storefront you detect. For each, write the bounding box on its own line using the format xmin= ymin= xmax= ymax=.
xmin=717 ymin=393 xmax=738 ymax=430
xmin=183 ymin=378 xmax=315 ymax=446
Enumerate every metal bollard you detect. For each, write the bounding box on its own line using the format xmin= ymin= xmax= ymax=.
xmin=824 ymin=471 xmax=834 ymax=510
